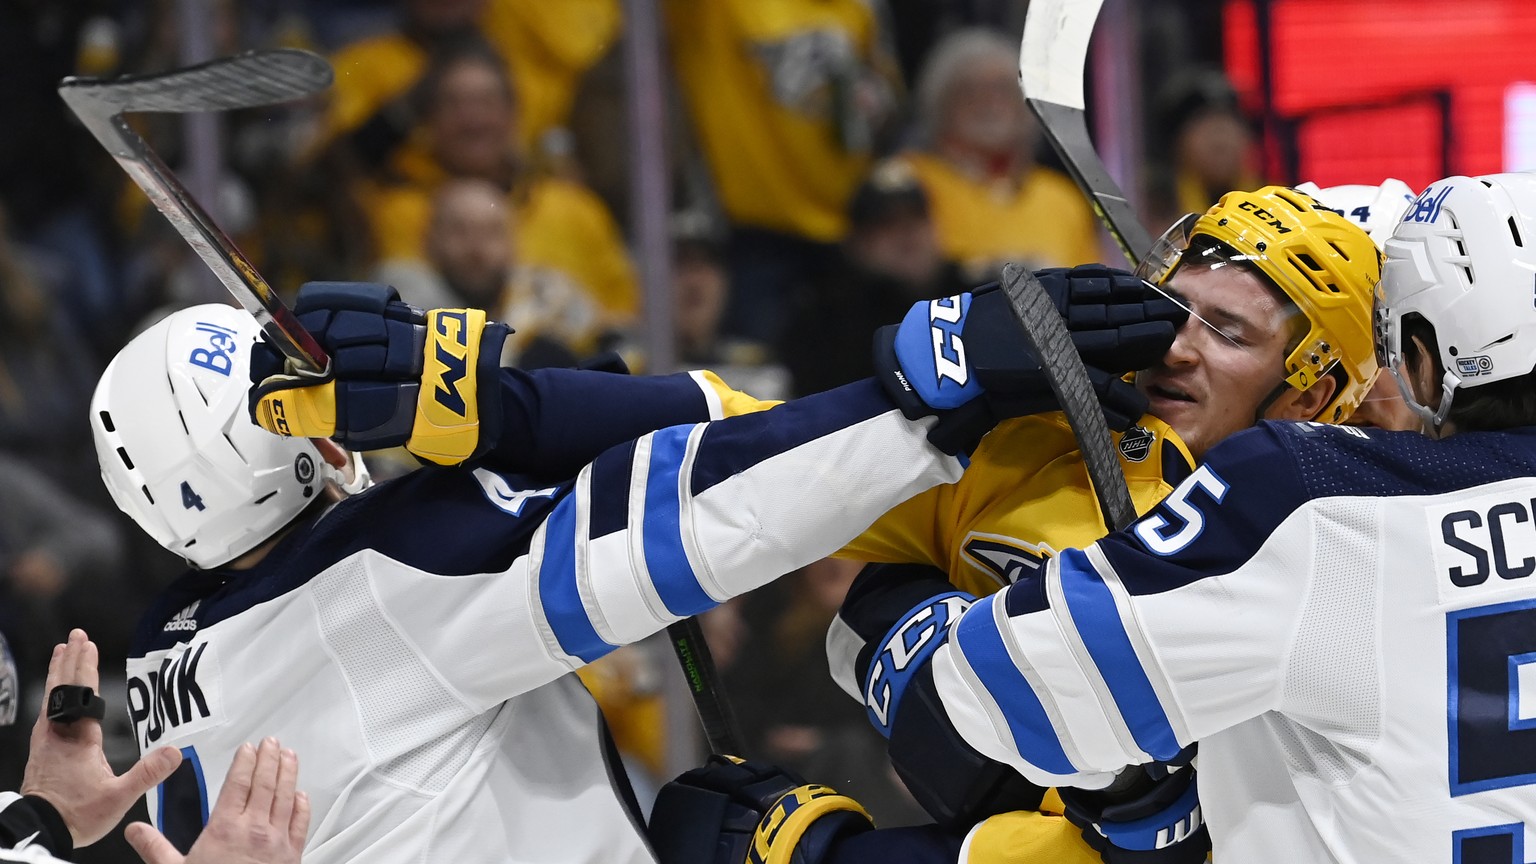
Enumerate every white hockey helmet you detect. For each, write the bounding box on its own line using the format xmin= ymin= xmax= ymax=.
xmin=1377 ymin=172 xmax=1536 ymax=427
xmin=92 ymin=303 xmax=340 ymax=568
xmin=1295 ymin=178 xmax=1417 ymax=250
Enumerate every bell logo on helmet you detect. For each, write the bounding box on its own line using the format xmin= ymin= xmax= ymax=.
xmin=188 ymin=320 xmax=239 ymax=376
xmin=1236 ymin=200 xmax=1291 ymax=233
xmin=1406 ymin=186 xmax=1453 ymax=224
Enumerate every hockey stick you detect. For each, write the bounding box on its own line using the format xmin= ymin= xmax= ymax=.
xmin=60 ymin=48 xmax=746 ymax=758
xmin=667 ymin=618 xmax=743 ymax=756
xmin=1001 ymin=264 xmax=1137 ymax=531
xmin=1020 ymin=0 xmax=1152 ymax=267
xmin=1016 ymin=0 xmax=1142 ymax=534
xmin=59 ymin=49 xmax=333 ymax=374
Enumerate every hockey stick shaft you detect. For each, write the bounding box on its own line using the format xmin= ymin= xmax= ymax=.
xmin=1001 ymin=264 xmax=1137 ymax=531
xmin=666 ymin=619 xmax=744 ymax=756
xmin=59 ymin=50 xmax=332 ymax=374
xmin=1019 ymin=0 xmax=1152 ymax=266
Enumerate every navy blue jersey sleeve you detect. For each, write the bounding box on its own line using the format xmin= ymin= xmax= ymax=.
xmin=482 ymin=368 xmax=722 ymax=478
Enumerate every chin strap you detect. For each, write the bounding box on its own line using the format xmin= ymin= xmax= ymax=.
xmin=328 ymin=451 xmax=373 ymax=496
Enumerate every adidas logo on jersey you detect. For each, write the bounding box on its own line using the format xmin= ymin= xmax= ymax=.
xmin=164 ymin=601 xmax=200 ymax=633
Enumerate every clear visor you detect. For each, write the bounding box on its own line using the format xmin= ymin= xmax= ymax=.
xmin=1135 ymin=214 xmax=1316 ymax=374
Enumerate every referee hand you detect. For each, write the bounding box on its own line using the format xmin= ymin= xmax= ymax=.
xmin=126 ymin=738 xmax=310 ymax=864
xmin=20 ymin=629 xmax=182 ymax=847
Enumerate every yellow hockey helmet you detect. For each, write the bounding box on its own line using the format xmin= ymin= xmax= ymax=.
xmin=1138 ymin=185 xmax=1383 ymax=423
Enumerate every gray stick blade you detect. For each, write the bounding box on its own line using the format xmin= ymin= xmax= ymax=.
xmin=58 ymin=48 xmax=333 ymax=114
xmin=1000 ymin=263 xmax=1137 ymax=531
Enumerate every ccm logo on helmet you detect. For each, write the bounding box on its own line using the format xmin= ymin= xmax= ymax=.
xmin=188 ymin=321 xmax=239 ymax=376
xmin=1236 ymin=200 xmax=1292 ymax=234
xmin=433 ymin=311 xmax=470 ymax=416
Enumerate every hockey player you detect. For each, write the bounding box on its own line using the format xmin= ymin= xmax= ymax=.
xmin=812 ymin=171 xmax=1536 ymax=862
xmin=0 ymin=630 xmax=308 ymax=864
xmin=92 ymin=271 xmax=1177 ymax=862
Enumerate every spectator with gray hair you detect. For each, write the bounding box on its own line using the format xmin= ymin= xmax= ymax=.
xmin=893 ymin=28 xmax=1102 ymax=281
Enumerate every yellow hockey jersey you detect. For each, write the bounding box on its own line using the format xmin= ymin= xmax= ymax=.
xmin=844 ymin=412 xmax=1195 ymax=597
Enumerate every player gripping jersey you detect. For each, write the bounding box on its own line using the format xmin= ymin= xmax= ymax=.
xmin=819 ymin=183 xmax=1402 ymax=864
xmin=93 ymin=269 xmax=1178 ymax=863
xmin=838 ymin=173 xmax=1536 ymax=862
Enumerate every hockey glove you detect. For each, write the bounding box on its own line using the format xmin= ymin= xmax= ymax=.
xmin=248 ymin=282 xmax=511 ymax=466
xmin=829 ymin=563 xmax=1050 ymax=829
xmin=1058 ymin=756 xmax=1210 ymax=864
xmin=874 ymin=266 xmax=1183 ymax=454
xmin=649 ymin=755 xmax=874 ymax=864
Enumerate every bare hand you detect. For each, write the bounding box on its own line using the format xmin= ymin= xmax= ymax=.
xmin=20 ymin=629 xmax=183 ymax=847
xmin=125 ymin=738 xmax=310 ymax=864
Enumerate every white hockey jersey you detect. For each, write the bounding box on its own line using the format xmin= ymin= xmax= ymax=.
xmin=126 ymin=379 xmax=961 ymax=863
xmin=928 ymin=419 xmax=1536 ymax=862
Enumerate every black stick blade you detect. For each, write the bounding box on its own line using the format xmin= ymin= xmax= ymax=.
xmin=58 ymin=48 xmax=333 ymax=114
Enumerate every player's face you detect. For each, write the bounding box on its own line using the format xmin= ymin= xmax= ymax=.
xmin=1136 ymin=264 xmax=1305 ymax=458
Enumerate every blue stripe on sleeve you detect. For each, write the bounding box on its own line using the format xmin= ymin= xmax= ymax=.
xmin=954 ymin=594 xmax=1076 ymax=776
xmin=538 ymin=496 xmax=614 ymax=663
xmin=643 ymin=425 xmax=717 ymax=617
xmin=1057 ymin=547 xmax=1181 ymax=760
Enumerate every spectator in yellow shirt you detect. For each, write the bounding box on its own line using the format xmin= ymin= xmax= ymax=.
xmin=894 ymin=29 xmax=1103 ymax=281
xmin=322 ymin=0 xmax=620 ymax=176
xmin=664 ymin=0 xmax=900 ymax=343
xmin=358 ymin=39 xmax=639 ymax=322
xmin=1143 ymin=68 xmax=1264 ymax=233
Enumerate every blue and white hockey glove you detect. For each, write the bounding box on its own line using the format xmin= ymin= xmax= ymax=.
xmin=874 ymin=265 xmax=1183 ymax=455
xmin=829 ymin=563 xmax=1053 ymax=829
xmin=1059 ymin=755 xmax=1210 ymax=864
xmin=249 ymin=282 xmax=510 ymax=465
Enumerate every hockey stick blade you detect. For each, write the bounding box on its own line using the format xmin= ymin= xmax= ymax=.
xmin=667 ymin=618 xmax=745 ymax=756
xmin=59 ymin=49 xmax=332 ymax=119
xmin=1001 ymin=263 xmax=1137 ymax=531
xmin=1019 ymin=0 xmax=1152 ymax=266
xmin=59 ymin=50 xmax=331 ymax=373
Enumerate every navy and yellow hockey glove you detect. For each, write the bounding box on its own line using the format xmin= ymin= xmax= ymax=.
xmin=248 ymin=282 xmax=510 ymax=466
xmin=649 ymin=755 xmax=874 ymax=864
xmin=1059 ymin=755 xmax=1210 ymax=864
xmin=874 ymin=265 xmax=1184 ymax=455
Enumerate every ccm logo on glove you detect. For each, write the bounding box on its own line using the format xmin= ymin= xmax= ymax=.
xmin=929 ymin=296 xmax=968 ymax=388
xmin=431 ymin=310 xmax=471 ymax=417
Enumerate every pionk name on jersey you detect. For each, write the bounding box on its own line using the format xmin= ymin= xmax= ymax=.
xmin=127 ymin=643 xmax=212 ymax=748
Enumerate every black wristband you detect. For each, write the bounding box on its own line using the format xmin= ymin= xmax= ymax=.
xmin=47 ymin=685 xmax=106 ymax=723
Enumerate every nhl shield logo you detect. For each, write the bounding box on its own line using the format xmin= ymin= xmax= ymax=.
xmin=1118 ymin=425 xmax=1154 ymax=463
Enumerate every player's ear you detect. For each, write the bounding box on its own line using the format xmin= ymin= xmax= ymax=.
xmin=1405 ymin=333 xmax=1444 ymax=409
xmin=1271 ymin=373 xmax=1338 ymax=422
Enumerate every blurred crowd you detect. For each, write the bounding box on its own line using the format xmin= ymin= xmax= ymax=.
xmin=0 ymin=0 xmax=1264 ymax=855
